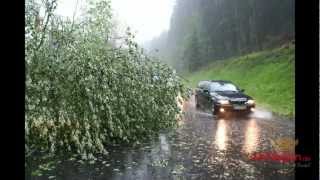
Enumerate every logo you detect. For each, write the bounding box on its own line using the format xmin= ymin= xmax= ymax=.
xmin=249 ymin=137 xmax=311 ymax=165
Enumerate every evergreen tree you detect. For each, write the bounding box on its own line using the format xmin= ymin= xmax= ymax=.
xmin=183 ymin=32 xmax=201 ymax=72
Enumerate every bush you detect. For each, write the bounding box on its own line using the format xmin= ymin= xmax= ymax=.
xmin=25 ymin=0 xmax=186 ymax=159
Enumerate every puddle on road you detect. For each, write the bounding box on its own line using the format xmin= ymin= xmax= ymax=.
xmin=242 ymin=119 xmax=260 ymax=154
xmin=215 ymin=120 xmax=228 ymax=151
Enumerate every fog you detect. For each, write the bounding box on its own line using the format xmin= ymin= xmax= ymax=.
xmin=55 ymin=0 xmax=175 ymax=45
xmin=54 ymin=0 xmax=294 ymax=72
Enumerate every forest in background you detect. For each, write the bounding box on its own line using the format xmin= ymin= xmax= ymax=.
xmin=144 ymin=0 xmax=295 ymax=73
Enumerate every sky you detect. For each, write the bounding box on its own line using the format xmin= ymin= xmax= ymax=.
xmin=55 ymin=0 xmax=175 ymax=45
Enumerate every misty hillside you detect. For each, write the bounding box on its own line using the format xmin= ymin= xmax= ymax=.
xmin=145 ymin=0 xmax=295 ymax=73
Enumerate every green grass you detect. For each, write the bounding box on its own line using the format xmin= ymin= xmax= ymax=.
xmin=183 ymin=43 xmax=295 ymax=118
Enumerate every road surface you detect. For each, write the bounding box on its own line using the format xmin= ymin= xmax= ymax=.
xmin=29 ymin=96 xmax=295 ymax=180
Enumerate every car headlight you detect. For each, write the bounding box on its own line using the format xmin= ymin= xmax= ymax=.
xmin=218 ymin=99 xmax=229 ymax=105
xmin=247 ymin=99 xmax=255 ymax=105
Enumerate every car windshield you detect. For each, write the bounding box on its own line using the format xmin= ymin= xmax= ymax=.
xmin=209 ymin=82 xmax=238 ymax=92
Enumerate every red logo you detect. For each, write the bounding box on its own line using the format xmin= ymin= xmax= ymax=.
xmin=249 ymin=152 xmax=311 ymax=163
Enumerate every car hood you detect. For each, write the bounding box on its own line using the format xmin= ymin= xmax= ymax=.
xmin=210 ymin=91 xmax=251 ymax=101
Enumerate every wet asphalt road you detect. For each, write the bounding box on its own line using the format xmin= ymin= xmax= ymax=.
xmin=30 ymin=96 xmax=295 ymax=180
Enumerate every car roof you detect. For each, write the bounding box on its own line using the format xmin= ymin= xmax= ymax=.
xmin=210 ymin=80 xmax=233 ymax=84
xmin=198 ymin=80 xmax=233 ymax=84
xmin=197 ymin=80 xmax=236 ymax=88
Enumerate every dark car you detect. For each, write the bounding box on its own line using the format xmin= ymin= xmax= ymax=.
xmin=195 ymin=80 xmax=255 ymax=116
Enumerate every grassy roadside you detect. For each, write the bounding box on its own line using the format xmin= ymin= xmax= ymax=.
xmin=183 ymin=43 xmax=295 ymax=118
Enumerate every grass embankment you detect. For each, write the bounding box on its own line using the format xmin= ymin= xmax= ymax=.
xmin=184 ymin=43 xmax=295 ymax=117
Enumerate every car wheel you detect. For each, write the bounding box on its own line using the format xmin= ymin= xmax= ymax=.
xmin=244 ymin=110 xmax=252 ymax=117
xmin=212 ymin=105 xmax=218 ymax=116
xmin=195 ymin=96 xmax=200 ymax=109
xmin=212 ymin=109 xmax=217 ymax=116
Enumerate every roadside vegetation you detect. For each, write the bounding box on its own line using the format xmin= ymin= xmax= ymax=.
xmin=184 ymin=43 xmax=295 ymax=117
xmin=25 ymin=0 xmax=186 ymax=168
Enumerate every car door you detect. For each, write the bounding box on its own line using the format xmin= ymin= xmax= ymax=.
xmin=195 ymin=82 xmax=206 ymax=107
xmin=202 ymin=85 xmax=211 ymax=108
xmin=196 ymin=88 xmax=204 ymax=106
xmin=195 ymin=86 xmax=201 ymax=105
